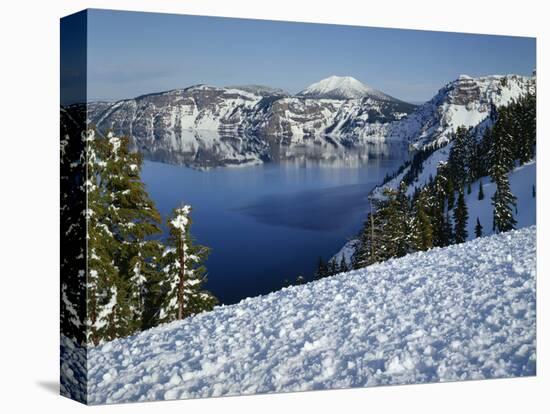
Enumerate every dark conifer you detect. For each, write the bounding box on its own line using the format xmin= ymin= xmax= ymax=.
xmin=489 ymin=107 xmax=518 ymax=233
xmin=339 ymin=256 xmax=349 ymax=273
xmin=491 ymin=178 xmax=517 ymax=233
xmin=453 ymin=190 xmax=469 ymax=244
xmin=412 ymin=189 xmax=433 ymax=251
xmin=442 ymin=210 xmax=453 ymax=246
xmin=314 ymin=257 xmax=329 ymax=280
xmin=478 ymin=180 xmax=485 ymax=200
xmin=475 ymin=217 xmax=483 ymax=238
xmin=327 ymin=259 xmax=338 ymax=276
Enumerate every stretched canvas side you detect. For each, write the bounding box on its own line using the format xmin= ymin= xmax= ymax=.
xmin=60 ymin=10 xmax=88 ymax=404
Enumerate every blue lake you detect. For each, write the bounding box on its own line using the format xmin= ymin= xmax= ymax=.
xmin=141 ymin=145 xmax=408 ymax=305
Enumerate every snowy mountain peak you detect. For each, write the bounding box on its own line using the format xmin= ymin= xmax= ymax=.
xmin=308 ymin=75 xmax=365 ymax=92
xmin=298 ymin=75 xmax=395 ymax=101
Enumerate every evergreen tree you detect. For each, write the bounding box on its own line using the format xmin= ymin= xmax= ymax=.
xmin=430 ymin=165 xmax=449 ymax=247
xmin=69 ymin=127 xmax=217 ymax=344
xmin=478 ymin=180 xmax=485 ymax=200
xmin=448 ymin=126 xmax=469 ymax=185
xmin=159 ymin=205 xmax=217 ymax=322
xmin=339 ymin=256 xmax=349 ymax=273
xmin=491 ymin=177 xmax=517 ymax=233
xmin=327 ymin=259 xmax=338 ymax=276
xmin=475 ymin=217 xmax=483 ymax=238
xmin=513 ymin=92 xmax=536 ymax=164
xmin=447 ymin=185 xmax=455 ymax=210
xmin=84 ymin=131 xmax=165 ymax=343
xmin=352 ymin=221 xmax=370 ymax=269
xmin=489 ymin=109 xmax=515 ymax=173
xmin=442 ymin=210 xmax=453 ymax=246
xmin=463 ymin=129 xmax=476 ymax=183
xmin=379 ymin=182 xmax=412 ymax=259
xmin=453 ymin=190 xmax=469 ymax=244
xmin=85 ymin=130 xmax=128 ymax=345
xmin=476 ymin=127 xmax=493 ymax=179
xmin=489 ymin=109 xmax=518 ymax=233
xmin=411 ymin=189 xmax=433 ymax=251
xmin=353 ymin=207 xmax=385 ymax=268
xmin=314 ymin=257 xmax=329 ymax=280
xmin=101 ymin=133 xmax=163 ymax=334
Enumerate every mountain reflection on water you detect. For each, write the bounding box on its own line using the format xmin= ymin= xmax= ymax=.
xmin=135 ymin=130 xmax=409 ymax=170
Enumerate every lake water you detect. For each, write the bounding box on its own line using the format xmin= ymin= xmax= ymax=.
xmin=141 ymin=144 xmax=408 ymax=305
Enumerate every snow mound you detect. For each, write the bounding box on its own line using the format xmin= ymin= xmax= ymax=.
xmin=86 ymin=226 xmax=536 ymax=404
xmin=297 ymin=75 xmax=395 ymax=101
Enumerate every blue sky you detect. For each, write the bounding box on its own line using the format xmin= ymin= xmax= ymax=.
xmin=86 ymin=9 xmax=535 ymax=103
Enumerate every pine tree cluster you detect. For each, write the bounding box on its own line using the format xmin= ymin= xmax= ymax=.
xmin=62 ymin=125 xmax=218 ymax=346
xmin=349 ymin=92 xmax=535 ymax=270
xmin=313 ymin=254 xmax=350 ymax=281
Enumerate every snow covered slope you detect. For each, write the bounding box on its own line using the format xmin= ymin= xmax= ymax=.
xmin=85 ymin=226 xmax=536 ymax=404
xmin=297 ymin=75 xmax=396 ymax=101
xmin=465 ymin=161 xmax=536 ymax=240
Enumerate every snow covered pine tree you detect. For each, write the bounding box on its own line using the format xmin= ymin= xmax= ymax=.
xmin=85 ymin=129 xmax=127 ymax=345
xmin=159 ymin=205 xmax=217 ymax=322
xmin=99 ymin=132 xmax=163 ymax=335
xmin=489 ymin=108 xmax=517 ymax=233
xmin=81 ymin=127 xmax=218 ymax=345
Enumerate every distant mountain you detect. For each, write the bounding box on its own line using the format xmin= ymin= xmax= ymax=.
xmin=85 ymin=74 xmax=534 ymax=169
xmin=86 ymin=77 xmax=416 ymax=167
xmin=297 ymin=75 xmax=396 ymax=101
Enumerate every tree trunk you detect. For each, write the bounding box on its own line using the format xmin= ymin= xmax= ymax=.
xmin=177 ymin=236 xmax=186 ymax=320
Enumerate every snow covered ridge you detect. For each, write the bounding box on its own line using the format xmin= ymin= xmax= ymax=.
xmin=368 ymin=74 xmax=535 ymax=203
xmin=368 ymin=73 xmax=535 ymax=149
xmin=85 ymin=226 xmax=536 ymax=404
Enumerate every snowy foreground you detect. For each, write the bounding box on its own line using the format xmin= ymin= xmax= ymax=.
xmin=87 ymin=227 xmax=536 ymax=404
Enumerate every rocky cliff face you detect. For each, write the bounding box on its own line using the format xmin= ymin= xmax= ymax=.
xmin=361 ymin=74 xmax=535 ymax=150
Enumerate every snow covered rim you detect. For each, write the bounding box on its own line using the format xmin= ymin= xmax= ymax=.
xmin=77 ymin=226 xmax=536 ymax=404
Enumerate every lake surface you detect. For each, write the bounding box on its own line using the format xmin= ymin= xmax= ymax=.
xmin=141 ymin=144 xmax=408 ymax=305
